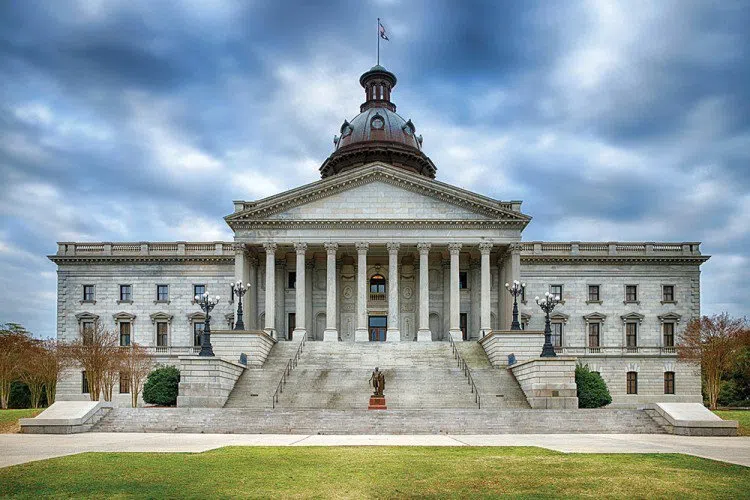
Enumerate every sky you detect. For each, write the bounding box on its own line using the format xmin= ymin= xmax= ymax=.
xmin=0 ymin=0 xmax=749 ymax=338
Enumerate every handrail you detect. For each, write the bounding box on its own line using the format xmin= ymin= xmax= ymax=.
xmin=447 ymin=334 xmax=481 ymax=409
xmin=271 ymin=334 xmax=306 ymax=409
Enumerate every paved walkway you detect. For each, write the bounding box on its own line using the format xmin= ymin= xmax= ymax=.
xmin=1 ymin=433 xmax=748 ymax=468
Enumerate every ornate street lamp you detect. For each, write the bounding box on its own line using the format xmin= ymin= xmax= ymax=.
xmin=195 ymin=292 xmax=220 ymax=357
xmin=230 ymin=281 xmax=247 ymax=330
xmin=535 ymin=291 xmax=560 ymax=357
xmin=504 ymin=280 xmax=526 ymax=331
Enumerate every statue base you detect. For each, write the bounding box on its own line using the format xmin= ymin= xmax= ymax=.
xmin=368 ymin=396 xmax=387 ymax=410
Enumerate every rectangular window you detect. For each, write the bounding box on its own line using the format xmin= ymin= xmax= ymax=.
xmin=82 ymin=371 xmax=89 ymax=394
xmin=193 ymin=284 xmax=206 ymax=298
xmin=83 ymin=284 xmax=95 ymax=302
xmin=119 ymin=372 xmax=130 ymax=394
xmin=551 ymin=323 xmax=563 ymax=347
xmin=193 ymin=322 xmax=205 ymax=347
xmin=459 ymin=272 xmax=468 ymax=289
xmin=588 ymin=285 xmax=600 ymax=302
xmin=156 ymin=322 xmax=168 ymax=347
xmin=288 ymin=271 xmax=296 ymax=289
xmin=663 ymin=323 xmax=675 ymax=347
xmin=662 ymin=285 xmax=674 ymax=302
xmin=627 ymin=372 xmax=638 ymax=394
xmin=625 ymin=285 xmax=638 ymax=302
xmin=229 ymin=285 xmax=234 ymax=303
xmin=664 ymin=372 xmax=675 ymax=394
xmin=82 ymin=321 xmax=94 ymax=345
xmin=588 ymin=323 xmax=600 ymax=347
xmin=119 ymin=322 xmax=131 ymax=347
xmin=288 ymin=313 xmax=296 ymax=340
xmin=520 ymin=286 xmax=526 ymax=302
xmin=460 ymin=313 xmax=468 ymax=340
xmin=157 ymin=284 xmax=169 ymax=302
xmin=549 ymin=284 xmax=563 ymax=300
xmin=119 ymin=284 xmax=132 ymax=302
xmin=626 ymin=322 xmax=638 ymax=347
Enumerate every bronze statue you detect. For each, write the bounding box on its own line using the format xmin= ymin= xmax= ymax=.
xmin=369 ymin=367 xmax=385 ymax=397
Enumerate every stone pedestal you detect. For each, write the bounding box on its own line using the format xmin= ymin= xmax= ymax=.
xmin=323 ymin=329 xmax=338 ymax=341
xmin=509 ymin=357 xmax=578 ymax=409
xmin=292 ymin=329 xmax=307 ymax=341
xmin=368 ymin=396 xmax=387 ymax=410
xmin=354 ymin=329 xmax=369 ymax=342
xmin=385 ymin=329 xmax=401 ymax=342
xmin=449 ymin=329 xmax=463 ymax=341
xmin=417 ymin=329 xmax=432 ymax=342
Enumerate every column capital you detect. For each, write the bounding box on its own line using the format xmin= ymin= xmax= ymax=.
xmin=509 ymin=242 xmax=523 ymax=254
xmin=386 ymin=242 xmax=401 ymax=254
xmin=262 ymin=242 xmax=277 ymax=253
xmin=355 ymin=241 xmax=369 ymax=253
xmin=448 ymin=243 xmax=462 ymax=255
xmin=294 ymin=242 xmax=308 ymax=254
xmin=478 ymin=242 xmax=493 ymax=255
xmin=232 ymin=242 xmax=247 ymax=255
xmin=324 ymin=242 xmax=338 ymax=254
xmin=417 ymin=242 xmax=431 ymax=255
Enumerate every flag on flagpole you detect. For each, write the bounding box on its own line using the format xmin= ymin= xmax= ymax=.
xmin=379 ymin=21 xmax=389 ymax=41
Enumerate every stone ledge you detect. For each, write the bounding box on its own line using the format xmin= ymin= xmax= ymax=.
xmin=650 ymin=403 xmax=738 ymax=436
xmin=20 ymin=400 xmax=112 ymax=434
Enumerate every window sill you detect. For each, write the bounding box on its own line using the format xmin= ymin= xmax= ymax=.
xmin=623 ymin=300 xmax=640 ymax=305
xmin=154 ymin=300 xmax=171 ymax=305
xmin=117 ymin=300 xmax=133 ymax=305
xmin=585 ymin=300 xmax=602 ymax=305
xmin=80 ymin=300 xmax=96 ymax=305
xmin=660 ymin=301 xmax=678 ymax=305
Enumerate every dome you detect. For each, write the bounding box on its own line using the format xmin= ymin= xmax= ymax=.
xmin=320 ymin=65 xmax=436 ymax=179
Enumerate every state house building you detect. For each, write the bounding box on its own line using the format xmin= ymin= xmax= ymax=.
xmin=50 ymin=65 xmax=707 ymax=407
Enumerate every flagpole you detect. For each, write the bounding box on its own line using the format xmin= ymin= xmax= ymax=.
xmin=377 ymin=17 xmax=380 ymax=65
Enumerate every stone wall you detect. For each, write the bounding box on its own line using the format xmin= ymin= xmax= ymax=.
xmin=211 ymin=330 xmax=276 ymax=366
xmin=479 ymin=330 xmax=545 ymax=366
xmin=510 ymin=357 xmax=578 ymax=409
xmin=176 ymin=356 xmax=245 ymax=408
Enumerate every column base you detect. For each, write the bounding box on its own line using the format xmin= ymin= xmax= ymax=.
xmin=323 ymin=329 xmax=339 ymax=341
xmin=354 ymin=328 xmax=369 ymax=342
xmin=449 ymin=329 xmax=464 ymax=341
xmin=292 ymin=328 xmax=307 ymax=341
xmin=264 ymin=328 xmax=276 ymax=340
xmin=417 ymin=329 xmax=432 ymax=342
xmin=386 ymin=329 xmax=401 ymax=342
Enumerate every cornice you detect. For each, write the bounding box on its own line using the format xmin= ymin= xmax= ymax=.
xmin=226 ymin=164 xmax=529 ymax=225
xmin=520 ymin=255 xmax=710 ymax=265
xmin=230 ymin=219 xmax=526 ymax=230
xmin=48 ymin=255 xmax=234 ymax=265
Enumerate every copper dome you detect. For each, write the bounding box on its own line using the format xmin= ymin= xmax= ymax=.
xmin=320 ymin=65 xmax=437 ymax=179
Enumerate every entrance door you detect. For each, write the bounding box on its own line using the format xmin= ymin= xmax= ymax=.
xmin=460 ymin=313 xmax=468 ymax=341
xmin=369 ymin=316 xmax=387 ymax=342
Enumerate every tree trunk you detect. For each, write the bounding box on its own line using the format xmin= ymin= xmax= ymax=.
xmin=45 ymin=381 xmax=57 ymax=406
xmin=0 ymin=380 xmax=9 ymax=409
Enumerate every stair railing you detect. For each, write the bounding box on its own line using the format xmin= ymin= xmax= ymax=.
xmin=271 ymin=335 xmax=306 ymax=409
xmin=447 ymin=334 xmax=481 ymax=409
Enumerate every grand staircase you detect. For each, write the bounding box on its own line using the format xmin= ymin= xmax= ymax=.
xmin=454 ymin=342 xmax=530 ymax=409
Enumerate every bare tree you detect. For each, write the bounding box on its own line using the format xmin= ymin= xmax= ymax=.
xmin=38 ymin=340 xmax=70 ymax=405
xmin=0 ymin=323 xmax=31 ymax=409
xmin=19 ymin=340 xmax=47 ymax=408
xmin=67 ymin=322 xmax=119 ymax=402
xmin=679 ymin=313 xmax=750 ymax=409
xmin=122 ymin=344 xmax=153 ymax=408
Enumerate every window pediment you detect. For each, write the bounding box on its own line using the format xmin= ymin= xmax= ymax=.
xmin=620 ymin=312 xmax=645 ymax=323
xmin=550 ymin=311 xmax=569 ymax=323
xmin=113 ymin=311 xmax=136 ymax=321
xmin=657 ymin=312 xmax=681 ymax=323
xmin=150 ymin=312 xmax=173 ymax=324
xmin=75 ymin=312 xmax=99 ymax=322
xmin=583 ymin=312 xmax=607 ymax=322
xmin=187 ymin=311 xmax=206 ymax=321
xmin=520 ymin=312 xmax=531 ymax=322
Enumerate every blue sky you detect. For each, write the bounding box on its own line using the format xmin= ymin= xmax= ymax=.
xmin=1 ymin=0 xmax=748 ymax=338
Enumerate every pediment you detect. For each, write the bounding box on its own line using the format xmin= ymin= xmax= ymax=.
xmin=658 ymin=312 xmax=682 ymax=323
xmin=226 ymin=164 xmax=530 ymax=227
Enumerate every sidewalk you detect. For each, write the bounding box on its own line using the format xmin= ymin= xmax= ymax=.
xmin=1 ymin=433 xmax=748 ymax=468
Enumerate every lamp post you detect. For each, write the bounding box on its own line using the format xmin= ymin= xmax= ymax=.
xmin=535 ymin=291 xmax=560 ymax=357
xmin=195 ymin=292 xmax=220 ymax=357
xmin=230 ymin=281 xmax=247 ymax=330
xmin=504 ymin=280 xmax=526 ymax=331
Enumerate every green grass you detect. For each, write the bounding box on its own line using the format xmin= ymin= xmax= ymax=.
xmin=1 ymin=447 xmax=748 ymax=499
xmin=715 ymin=410 xmax=750 ymax=436
xmin=0 ymin=409 xmax=41 ymax=433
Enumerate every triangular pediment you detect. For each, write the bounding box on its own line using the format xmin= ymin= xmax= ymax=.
xmin=226 ymin=163 xmax=530 ymax=226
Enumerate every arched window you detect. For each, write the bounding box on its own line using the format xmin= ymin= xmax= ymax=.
xmin=370 ymin=274 xmax=386 ymax=294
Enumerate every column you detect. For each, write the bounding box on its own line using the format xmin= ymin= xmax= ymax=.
xmin=263 ymin=242 xmax=277 ymax=338
xmin=323 ymin=242 xmax=338 ymax=341
xmin=233 ymin=243 xmax=249 ymax=329
xmin=386 ymin=242 xmax=401 ymax=341
xmin=355 ymin=242 xmax=369 ymax=342
xmin=275 ymin=258 xmax=286 ymax=339
xmin=293 ymin=243 xmax=307 ymax=340
xmin=247 ymin=256 xmax=258 ymax=329
xmin=417 ymin=243 xmax=431 ymax=341
xmin=479 ymin=242 xmax=493 ymax=338
xmin=442 ymin=259 xmax=450 ymax=340
xmin=305 ymin=259 xmax=314 ymax=337
xmin=448 ymin=243 xmax=463 ymax=341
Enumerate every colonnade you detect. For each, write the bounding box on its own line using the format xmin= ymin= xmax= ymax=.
xmin=234 ymin=242 xmax=521 ymax=341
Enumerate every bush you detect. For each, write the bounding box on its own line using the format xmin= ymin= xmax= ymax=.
xmin=8 ymin=381 xmax=47 ymax=409
xmin=142 ymin=366 xmax=180 ymax=406
xmin=576 ymin=365 xmax=612 ymax=408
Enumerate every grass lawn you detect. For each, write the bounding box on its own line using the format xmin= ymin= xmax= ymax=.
xmin=1 ymin=447 xmax=748 ymax=499
xmin=0 ymin=409 xmax=42 ymax=434
xmin=715 ymin=410 xmax=750 ymax=436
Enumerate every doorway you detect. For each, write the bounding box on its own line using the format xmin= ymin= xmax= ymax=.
xmin=369 ymin=316 xmax=387 ymax=342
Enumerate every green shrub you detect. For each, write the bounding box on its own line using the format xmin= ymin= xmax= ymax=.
xmin=8 ymin=381 xmax=47 ymax=409
xmin=576 ymin=365 xmax=612 ymax=408
xmin=142 ymin=366 xmax=180 ymax=406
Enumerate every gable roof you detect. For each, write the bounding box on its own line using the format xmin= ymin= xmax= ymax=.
xmin=225 ymin=163 xmax=530 ymax=228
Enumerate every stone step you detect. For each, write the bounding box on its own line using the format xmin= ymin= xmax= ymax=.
xmin=92 ymin=408 xmax=667 ymax=434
